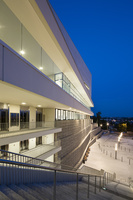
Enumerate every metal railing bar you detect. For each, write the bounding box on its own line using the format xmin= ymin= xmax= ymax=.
xmin=0 ymin=159 xmax=103 ymax=178
xmin=76 ymin=173 xmax=78 ymax=200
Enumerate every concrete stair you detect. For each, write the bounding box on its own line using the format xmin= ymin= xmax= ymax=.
xmin=0 ymin=180 xmax=132 ymax=200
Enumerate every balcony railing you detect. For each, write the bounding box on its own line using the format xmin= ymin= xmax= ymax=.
xmin=0 ymin=121 xmax=55 ymax=132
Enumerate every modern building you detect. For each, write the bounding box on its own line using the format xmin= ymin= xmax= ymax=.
xmin=0 ymin=0 xmax=101 ymax=168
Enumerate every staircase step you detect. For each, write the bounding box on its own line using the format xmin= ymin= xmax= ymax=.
xmin=20 ymin=184 xmax=48 ymax=200
xmin=28 ymin=183 xmax=53 ymax=200
xmin=0 ymin=185 xmax=25 ymax=200
xmin=0 ymin=190 xmax=11 ymax=200
xmin=9 ymin=185 xmax=38 ymax=200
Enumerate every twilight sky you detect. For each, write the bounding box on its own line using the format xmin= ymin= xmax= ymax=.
xmin=49 ymin=0 xmax=133 ymax=117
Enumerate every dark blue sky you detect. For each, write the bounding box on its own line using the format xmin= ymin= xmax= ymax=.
xmin=49 ymin=0 xmax=133 ymax=117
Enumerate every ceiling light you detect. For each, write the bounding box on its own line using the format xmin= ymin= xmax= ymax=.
xmin=39 ymin=67 xmax=43 ymax=70
xmin=21 ymin=102 xmax=26 ymax=105
xmin=37 ymin=105 xmax=42 ymax=107
xmin=20 ymin=50 xmax=25 ymax=55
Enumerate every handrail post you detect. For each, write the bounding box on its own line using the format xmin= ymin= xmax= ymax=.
xmin=53 ymin=170 xmax=56 ymax=200
xmin=103 ymin=175 xmax=104 ymax=187
xmin=99 ymin=176 xmax=101 ymax=192
xmin=105 ymin=173 xmax=106 ymax=186
xmin=94 ymin=176 xmax=96 ymax=194
xmin=87 ymin=175 xmax=90 ymax=198
xmin=76 ymin=173 xmax=78 ymax=200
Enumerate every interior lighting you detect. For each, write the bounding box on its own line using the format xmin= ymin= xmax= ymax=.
xmin=39 ymin=67 xmax=43 ymax=70
xmin=37 ymin=105 xmax=42 ymax=107
xmin=20 ymin=50 xmax=25 ymax=55
xmin=21 ymin=102 xmax=26 ymax=105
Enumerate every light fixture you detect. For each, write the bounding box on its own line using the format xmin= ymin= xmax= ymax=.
xmin=21 ymin=102 xmax=26 ymax=105
xmin=39 ymin=67 xmax=43 ymax=70
xmin=20 ymin=50 xmax=25 ymax=55
xmin=37 ymin=105 xmax=42 ymax=107
xmin=115 ymin=143 xmax=118 ymax=151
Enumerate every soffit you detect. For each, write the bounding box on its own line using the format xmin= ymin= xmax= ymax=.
xmin=0 ymin=81 xmax=93 ymax=116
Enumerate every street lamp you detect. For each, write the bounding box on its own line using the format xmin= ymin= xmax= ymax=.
xmin=107 ymin=122 xmax=109 ymax=130
xmin=115 ymin=143 xmax=117 ymax=159
xmin=118 ymin=132 xmax=123 ymax=148
xmin=100 ymin=124 xmax=103 ymax=127
xmin=118 ymin=137 xmax=120 ymax=148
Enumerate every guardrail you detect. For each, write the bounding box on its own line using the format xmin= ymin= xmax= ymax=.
xmin=0 ymin=159 xmax=106 ymax=200
xmin=0 ymin=148 xmax=76 ymax=171
xmin=0 ymin=121 xmax=55 ymax=132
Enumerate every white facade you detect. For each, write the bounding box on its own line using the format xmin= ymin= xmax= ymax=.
xmin=0 ymin=0 xmax=98 ymax=166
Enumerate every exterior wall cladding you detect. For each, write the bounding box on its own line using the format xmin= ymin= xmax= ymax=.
xmin=0 ymin=0 xmax=102 ymax=167
xmin=55 ymin=119 xmax=101 ymax=168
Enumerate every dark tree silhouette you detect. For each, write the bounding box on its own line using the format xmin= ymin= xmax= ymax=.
xmin=96 ymin=112 xmax=101 ymax=127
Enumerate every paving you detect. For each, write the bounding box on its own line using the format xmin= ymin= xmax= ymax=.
xmin=83 ymin=133 xmax=133 ymax=185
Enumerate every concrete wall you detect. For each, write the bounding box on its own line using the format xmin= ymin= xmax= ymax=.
xmin=8 ymin=142 xmax=19 ymax=154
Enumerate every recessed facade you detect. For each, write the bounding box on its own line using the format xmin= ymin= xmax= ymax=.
xmin=0 ymin=0 xmax=100 ymax=167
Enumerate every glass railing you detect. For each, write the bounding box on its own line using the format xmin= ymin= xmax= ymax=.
xmin=55 ymin=72 xmax=90 ymax=109
xmin=0 ymin=121 xmax=55 ymax=133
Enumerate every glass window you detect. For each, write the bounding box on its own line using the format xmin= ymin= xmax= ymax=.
xmin=20 ymin=140 xmax=28 ymax=151
xmin=55 ymin=73 xmax=63 ymax=81
xmin=63 ymin=110 xmax=66 ymax=120
xmin=56 ymin=80 xmax=63 ymax=88
xmin=36 ymin=137 xmax=42 ymax=145
xmin=66 ymin=111 xmax=68 ymax=120
xmin=61 ymin=110 xmax=63 ymax=120
xmin=55 ymin=109 xmax=58 ymax=120
xmin=10 ymin=113 xmax=19 ymax=126
xmin=58 ymin=110 xmax=61 ymax=120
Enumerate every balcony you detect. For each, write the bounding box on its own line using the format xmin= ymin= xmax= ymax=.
xmin=0 ymin=122 xmax=62 ymax=146
xmin=0 ymin=140 xmax=61 ymax=163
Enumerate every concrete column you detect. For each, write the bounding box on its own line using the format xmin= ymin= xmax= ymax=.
xmin=29 ymin=107 xmax=36 ymax=129
xmin=43 ymin=108 xmax=55 ymax=128
xmin=29 ymin=138 xmax=36 ymax=150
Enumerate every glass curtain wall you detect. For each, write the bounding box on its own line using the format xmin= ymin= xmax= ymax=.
xmin=0 ymin=109 xmax=9 ymax=131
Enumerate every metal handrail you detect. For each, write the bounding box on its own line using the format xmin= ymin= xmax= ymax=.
xmin=0 ymin=158 xmax=105 ymax=200
xmin=0 ymin=149 xmax=78 ymax=171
